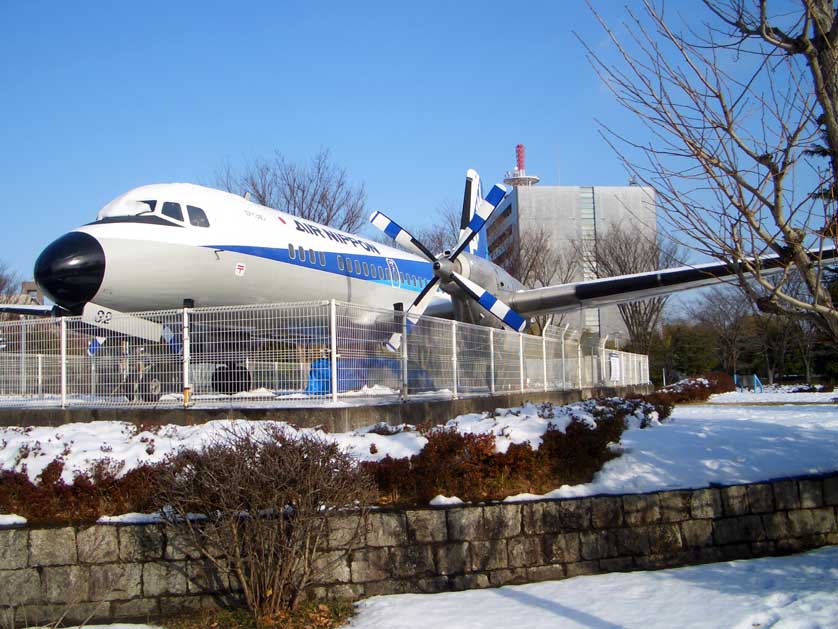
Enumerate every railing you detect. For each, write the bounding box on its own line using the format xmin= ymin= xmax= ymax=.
xmin=0 ymin=301 xmax=649 ymax=408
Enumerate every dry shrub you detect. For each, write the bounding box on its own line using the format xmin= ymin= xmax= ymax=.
xmin=365 ymin=399 xmax=644 ymax=504
xmin=644 ymin=372 xmax=734 ymax=406
xmin=0 ymin=459 xmax=158 ymax=525
xmin=152 ymin=425 xmax=375 ymax=619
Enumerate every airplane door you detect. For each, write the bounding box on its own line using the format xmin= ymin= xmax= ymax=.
xmin=386 ymin=258 xmax=400 ymax=287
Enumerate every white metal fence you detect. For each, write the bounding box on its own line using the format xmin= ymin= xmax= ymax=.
xmin=0 ymin=301 xmax=649 ymax=409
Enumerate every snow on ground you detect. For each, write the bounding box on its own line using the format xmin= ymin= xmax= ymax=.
xmin=349 ymin=546 xmax=838 ymax=629
xmin=709 ymin=384 xmax=836 ymax=404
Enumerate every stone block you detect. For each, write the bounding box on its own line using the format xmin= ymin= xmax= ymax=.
xmin=798 ymin=480 xmax=824 ymax=508
xmin=787 ymin=509 xmax=815 ymax=537
xmin=391 ymin=544 xmax=435 ymax=577
xmin=680 ymin=519 xmax=713 ymax=548
xmin=42 ymin=565 xmax=88 ymax=604
xmin=0 ymin=528 xmax=28 ymax=570
xmin=810 ymin=507 xmax=837 ymax=534
xmin=415 ymin=576 xmax=452 ymax=593
xmin=159 ymin=594 xmax=208 ymax=616
xmin=623 ymin=494 xmax=660 ymax=526
xmin=634 ymin=553 xmax=685 ymax=570
xmin=143 ymin=561 xmax=189 ymax=597
xmin=579 ymin=530 xmax=619 ymax=561
xmin=447 ymin=507 xmax=483 ymax=541
xmin=690 ymin=488 xmax=722 ymax=519
xmin=119 ymin=525 xmax=164 ymax=561
xmin=565 ymin=561 xmax=599 ymax=577
xmin=15 ymin=602 xmax=104 ymax=627
xmin=29 ymin=527 xmax=76 ymax=566
xmin=696 ymin=547 xmax=725 ymax=564
xmin=362 ymin=579 xmax=408 ymax=597
xmin=451 ymin=573 xmax=490 ymax=590
xmin=591 ymin=496 xmax=623 ymax=528
xmin=311 ymin=550 xmax=351 ymax=585
xmin=77 ymin=525 xmax=119 ymax=564
xmin=543 ymin=532 xmax=581 ymax=564
xmin=469 ymin=539 xmax=508 ymax=572
xmin=615 ymin=527 xmax=650 ymax=555
xmin=187 ymin=558 xmax=237 ymax=594
xmin=165 ymin=529 xmax=203 ymax=560
xmin=527 ymin=564 xmax=566 ymax=582
xmin=488 ymin=568 xmax=528 ymax=586
xmin=647 ymin=524 xmax=684 ymax=555
xmin=434 ymin=542 xmax=469 ymax=575
xmin=405 ymin=509 xmax=447 ymax=543
xmin=327 ymin=513 xmax=367 ymax=550
xmin=775 ymin=537 xmax=809 ymax=554
xmin=350 ymin=547 xmax=391 ymax=583
xmin=527 ymin=499 xmax=591 ymax=533
xmin=90 ymin=562 xmax=142 ymax=601
xmin=750 ymin=541 xmax=775 ymax=556
xmin=824 ymin=476 xmax=838 ymax=505
xmin=713 ymin=515 xmax=765 ymax=545
xmin=762 ymin=512 xmax=790 ymax=540
xmin=773 ymin=480 xmax=800 ymax=510
xmin=719 ymin=543 xmax=752 ymax=561
xmin=111 ymin=597 xmax=160 ymax=619
xmin=746 ymin=483 xmax=774 ymax=514
xmin=721 ymin=485 xmax=750 ymax=516
xmin=310 ymin=583 xmax=364 ymax=601
xmin=599 ymin=556 xmax=634 ymax=572
xmin=507 ymin=536 xmax=543 ymax=569
xmin=0 ymin=568 xmax=41 ymax=605
xmin=658 ymin=491 xmax=691 ymax=523
xmin=482 ymin=504 xmax=522 ymax=538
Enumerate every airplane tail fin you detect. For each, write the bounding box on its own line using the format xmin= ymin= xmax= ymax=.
xmin=460 ymin=169 xmax=490 ymax=259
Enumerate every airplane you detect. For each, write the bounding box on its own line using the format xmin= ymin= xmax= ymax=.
xmin=1 ymin=170 xmax=835 ymax=396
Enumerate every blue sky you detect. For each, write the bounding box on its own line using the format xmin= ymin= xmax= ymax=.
xmin=1 ymin=0 xmax=652 ymax=279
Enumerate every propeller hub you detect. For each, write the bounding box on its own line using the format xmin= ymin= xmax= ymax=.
xmin=433 ymin=257 xmax=455 ymax=281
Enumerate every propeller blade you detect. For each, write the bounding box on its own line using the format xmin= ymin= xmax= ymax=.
xmin=449 ymin=184 xmax=507 ymax=260
xmin=450 ymin=271 xmax=528 ymax=332
xmin=369 ymin=211 xmax=436 ymax=261
xmin=459 ymin=169 xmax=480 ymax=233
xmin=384 ymin=276 xmax=440 ymax=352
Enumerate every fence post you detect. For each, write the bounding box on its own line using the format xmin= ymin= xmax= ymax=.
xmin=329 ymin=300 xmax=338 ymax=403
xmin=19 ymin=316 xmax=26 ymax=395
xmin=37 ymin=354 xmax=43 ymax=397
xmin=542 ymin=333 xmax=548 ymax=392
xmin=182 ymin=304 xmax=191 ymax=408
xmin=60 ymin=317 xmax=67 ymax=408
xmin=401 ymin=313 xmax=408 ymax=400
xmin=489 ymin=328 xmax=495 ymax=395
xmin=451 ymin=320 xmax=458 ymax=399
xmin=577 ymin=341 xmax=583 ymax=389
xmin=560 ymin=324 xmax=568 ymax=390
xmin=519 ymin=332 xmax=525 ymax=393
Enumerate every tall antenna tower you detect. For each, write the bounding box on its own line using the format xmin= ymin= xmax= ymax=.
xmin=503 ymin=144 xmax=540 ymax=187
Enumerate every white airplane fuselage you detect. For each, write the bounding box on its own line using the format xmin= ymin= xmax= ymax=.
xmin=35 ymin=183 xmax=467 ymax=315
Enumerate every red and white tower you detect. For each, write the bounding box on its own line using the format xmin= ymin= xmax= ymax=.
xmin=503 ymin=144 xmax=540 ymax=187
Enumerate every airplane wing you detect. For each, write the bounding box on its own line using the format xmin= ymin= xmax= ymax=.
xmin=0 ymin=303 xmax=55 ymax=317
xmin=508 ymin=251 xmax=838 ymax=317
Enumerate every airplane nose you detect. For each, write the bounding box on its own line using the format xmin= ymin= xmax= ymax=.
xmin=34 ymin=232 xmax=105 ymax=313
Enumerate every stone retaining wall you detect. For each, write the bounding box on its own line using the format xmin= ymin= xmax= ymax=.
xmin=2 ymin=473 xmax=837 ymax=627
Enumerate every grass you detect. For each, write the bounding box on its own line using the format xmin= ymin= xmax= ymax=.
xmin=160 ymin=600 xmax=356 ymax=629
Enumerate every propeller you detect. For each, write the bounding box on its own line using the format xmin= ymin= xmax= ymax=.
xmin=370 ymin=173 xmax=527 ymax=352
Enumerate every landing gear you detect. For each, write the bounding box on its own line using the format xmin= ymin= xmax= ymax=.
xmin=211 ymin=364 xmax=252 ymax=395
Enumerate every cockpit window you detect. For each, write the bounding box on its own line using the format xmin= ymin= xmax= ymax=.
xmin=140 ymin=200 xmax=157 ymax=213
xmin=161 ymin=202 xmax=183 ymax=222
xmin=187 ymin=205 xmax=210 ymax=227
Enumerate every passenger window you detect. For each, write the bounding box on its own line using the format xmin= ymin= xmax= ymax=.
xmin=161 ymin=202 xmax=183 ymax=222
xmin=338 ymin=256 xmax=345 ymax=271
xmin=319 ymin=251 xmax=326 ymax=266
xmin=371 ymin=265 xmax=377 ymax=279
xmin=354 ymin=260 xmax=361 ymax=275
xmin=187 ymin=205 xmax=209 ymax=227
xmin=362 ymin=262 xmax=369 ymax=276
xmin=379 ymin=266 xmax=385 ymax=279
xmin=299 ymin=248 xmax=306 ymax=263
xmin=310 ymin=249 xmax=317 ymax=264
xmin=289 ymin=244 xmax=296 ymax=260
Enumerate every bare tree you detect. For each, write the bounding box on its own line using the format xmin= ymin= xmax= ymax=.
xmin=413 ymin=200 xmax=463 ymax=253
xmin=572 ymin=219 xmax=682 ymax=353
xmin=218 ymin=148 xmax=366 ymax=233
xmin=583 ymin=1 xmax=838 ymax=344
xmin=689 ymin=285 xmax=754 ymax=373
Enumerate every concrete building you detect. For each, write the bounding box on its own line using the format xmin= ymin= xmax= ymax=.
xmin=486 ymin=181 xmax=657 ymax=340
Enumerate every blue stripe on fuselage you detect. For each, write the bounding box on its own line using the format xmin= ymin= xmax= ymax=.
xmin=203 ymin=244 xmax=435 ymax=291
